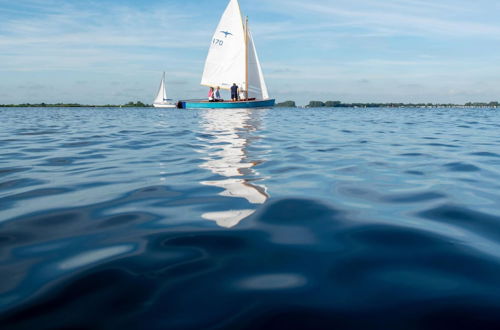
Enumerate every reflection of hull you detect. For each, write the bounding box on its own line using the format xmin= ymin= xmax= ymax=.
xmin=153 ymin=102 xmax=177 ymax=108
xmin=181 ymin=99 xmax=275 ymax=109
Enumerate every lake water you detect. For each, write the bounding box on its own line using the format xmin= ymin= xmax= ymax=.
xmin=1 ymin=107 xmax=500 ymax=329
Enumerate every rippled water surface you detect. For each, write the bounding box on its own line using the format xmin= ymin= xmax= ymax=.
xmin=1 ymin=107 xmax=500 ymax=329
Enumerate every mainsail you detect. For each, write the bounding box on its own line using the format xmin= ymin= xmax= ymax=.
xmin=154 ymin=73 xmax=167 ymax=103
xmin=201 ymin=0 xmax=269 ymax=100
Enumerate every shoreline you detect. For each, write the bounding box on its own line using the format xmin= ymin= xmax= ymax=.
xmin=1 ymin=99 xmax=499 ymax=109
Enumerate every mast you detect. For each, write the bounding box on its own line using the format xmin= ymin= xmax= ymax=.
xmin=245 ymin=16 xmax=249 ymax=100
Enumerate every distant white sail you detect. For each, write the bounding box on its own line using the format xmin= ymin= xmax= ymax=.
xmin=247 ymin=29 xmax=269 ymax=100
xmin=153 ymin=72 xmax=177 ymax=108
xmin=201 ymin=0 xmax=246 ymax=90
xmin=154 ymin=73 xmax=167 ymax=104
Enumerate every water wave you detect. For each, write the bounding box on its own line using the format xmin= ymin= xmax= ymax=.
xmin=1 ymin=107 xmax=500 ymax=329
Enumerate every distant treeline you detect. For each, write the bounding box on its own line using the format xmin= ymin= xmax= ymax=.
xmin=276 ymin=101 xmax=297 ymax=107
xmin=307 ymin=101 xmax=500 ymax=108
xmin=276 ymin=100 xmax=500 ymax=108
xmin=0 ymin=101 xmax=150 ymax=108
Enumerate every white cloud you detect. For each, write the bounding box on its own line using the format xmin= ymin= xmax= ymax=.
xmin=262 ymin=0 xmax=500 ymax=38
xmin=0 ymin=1 xmax=209 ymax=72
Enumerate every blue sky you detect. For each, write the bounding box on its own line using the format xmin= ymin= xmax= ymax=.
xmin=1 ymin=0 xmax=499 ymax=105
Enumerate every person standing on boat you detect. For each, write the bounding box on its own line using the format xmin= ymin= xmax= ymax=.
xmin=231 ymin=83 xmax=239 ymax=101
xmin=208 ymin=87 xmax=215 ymax=102
xmin=215 ymin=86 xmax=222 ymax=102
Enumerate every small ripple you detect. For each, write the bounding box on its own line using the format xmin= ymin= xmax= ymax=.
xmin=382 ymin=192 xmax=446 ymax=203
xmin=58 ymin=245 xmax=135 ymax=270
xmin=18 ymin=130 xmax=59 ymax=136
xmin=170 ymin=129 xmax=192 ymax=137
xmin=269 ymin=166 xmax=303 ymax=174
xmin=96 ymin=212 xmax=159 ymax=229
xmin=238 ymin=273 xmax=307 ymax=290
xmin=338 ymin=187 xmax=379 ymax=200
xmin=400 ymin=153 xmax=427 ymax=157
xmin=61 ymin=141 xmax=103 ymax=148
xmin=253 ymin=198 xmax=348 ymax=226
xmin=117 ymin=130 xmax=142 ymax=134
xmin=0 ymin=167 xmax=30 ymax=177
xmin=444 ymin=162 xmax=480 ymax=172
xmin=30 ymin=211 xmax=82 ymax=227
xmin=0 ymin=231 xmax=34 ymax=248
xmin=469 ymin=152 xmax=500 ymax=158
xmin=0 ymin=178 xmax=45 ymax=191
xmin=425 ymin=143 xmax=459 ymax=148
xmin=21 ymin=148 xmax=57 ymax=153
xmin=43 ymin=157 xmax=76 ymax=166
xmin=417 ymin=204 xmax=500 ymax=240
xmin=0 ymin=188 xmax=72 ymax=209
xmin=405 ymin=170 xmax=425 ymax=176
xmin=317 ymin=147 xmax=339 ymax=152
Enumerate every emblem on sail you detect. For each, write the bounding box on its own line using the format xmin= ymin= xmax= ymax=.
xmin=220 ymin=31 xmax=233 ymax=38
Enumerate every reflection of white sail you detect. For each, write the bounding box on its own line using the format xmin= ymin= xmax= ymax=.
xmin=202 ymin=210 xmax=255 ymax=229
xmin=199 ymin=109 xmax=268 ymax=228
xmin=203 ymin=178 xmax=266 ymax=204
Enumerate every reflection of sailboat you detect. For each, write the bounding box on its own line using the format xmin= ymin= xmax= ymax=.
xmin=199 ymin=109 xmax=268 ymax=227
xmin=153 ymin=72 xmax=177 ymax=108
xmin=180 ymin=0 xmax=275 ymax=109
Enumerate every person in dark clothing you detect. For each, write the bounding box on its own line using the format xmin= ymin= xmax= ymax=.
xmin=231 ymin=83 xmax=239 ymax=101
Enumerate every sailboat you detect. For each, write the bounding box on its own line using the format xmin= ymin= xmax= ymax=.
xmin=179 ymin=0 xmax=275 ymax=109
xmin=153 ymin=72 xmax=177 ymax=108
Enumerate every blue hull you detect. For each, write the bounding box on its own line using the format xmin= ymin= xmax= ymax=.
xmin=180 ymin=99 xmax=275 ymax=109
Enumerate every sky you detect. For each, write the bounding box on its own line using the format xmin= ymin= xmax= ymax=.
xmin=1 ymin=0 xmax=500 ymax=105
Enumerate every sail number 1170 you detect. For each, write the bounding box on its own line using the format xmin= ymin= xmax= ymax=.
xmin=212 ymin=38 xmax=224 ymax=47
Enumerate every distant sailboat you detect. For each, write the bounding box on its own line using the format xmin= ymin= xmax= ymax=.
xmin=180 ymin=0 xmax=275 ymax=109
xmin=153 ymin=72 xmax=177 ymax=108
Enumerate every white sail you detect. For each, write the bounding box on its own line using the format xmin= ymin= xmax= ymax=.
xmin=200 ymin=0 xmax=271 ymax=101
xmin=247 ymin=29 xmax=269 ymax=100
xmin=201 ymin=0 xmax=246 ymax=90
xmin=154 ymin=73 xmax=167 ymax=104
xmin=153 ymin=73 xmax=177 ymax=108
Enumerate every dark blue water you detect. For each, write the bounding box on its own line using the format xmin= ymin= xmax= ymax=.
xmin=1 ymin=107 xmax=500 ymax=329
